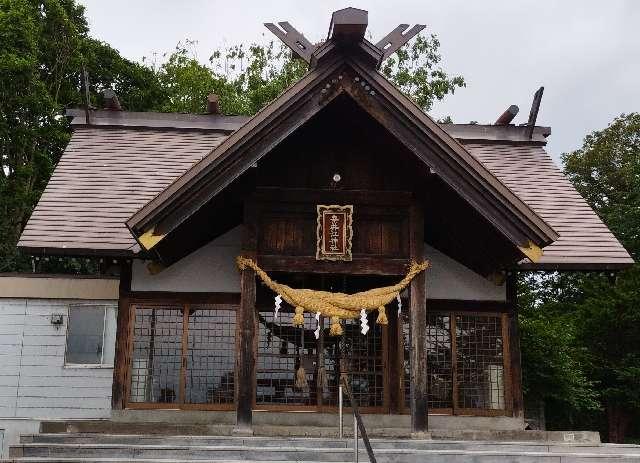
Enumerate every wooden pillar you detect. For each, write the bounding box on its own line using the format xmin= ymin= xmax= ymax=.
xmin=507 ymin=271 xmax=524 ymax=419
xmin=388 ymin=309 xmax=400 ymax=414
xmin=409 ymin=202 xmax=428 ymax=434
xmin=112 ymin=259 xmax=132 ymax=409
xmin=235 ymin=200 xmax=257 ymax=433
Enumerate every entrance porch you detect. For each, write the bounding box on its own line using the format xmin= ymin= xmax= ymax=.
xmin=111 ymin=95 xmax=528 ymax=433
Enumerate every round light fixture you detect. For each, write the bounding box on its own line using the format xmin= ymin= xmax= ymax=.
xmin=332 ymin=173 xmax=342 ymax=182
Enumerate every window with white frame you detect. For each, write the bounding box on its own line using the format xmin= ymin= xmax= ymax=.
xmin=65 ymin=304 xmax=117 ymax=366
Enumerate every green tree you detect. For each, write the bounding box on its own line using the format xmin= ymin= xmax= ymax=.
xmin=154 ymin=39 xmax=309 ymax=115
xmin=0 ymin=0 xmax=165 ymax=273
xmin=518 ymin=272 xmax=599 ymax=428
xmin=561 ymin=113 xmax=640 ymax=443
xmin=0 ymin=0 xmax=69 ymax=272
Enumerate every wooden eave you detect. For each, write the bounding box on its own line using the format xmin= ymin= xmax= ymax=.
xmin=518 ymin=260 xmax=634 ymax=271
xmin=127 ymin=52 xmax=558 ymax=260
xmin=18 ymin=244 xmax=137 ymax=258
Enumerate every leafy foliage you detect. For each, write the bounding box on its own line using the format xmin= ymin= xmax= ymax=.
xmin=381 ymin=33 xmax=465 ymax=111
xmin=518 ymin=273 xmax=599 ymax=413
xmin=155 ymin=40 xmax=308 ymax=115
xmin=1 ymin=0 xmax=75 ymax=272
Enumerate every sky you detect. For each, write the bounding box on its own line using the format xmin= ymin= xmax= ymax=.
xmin=78 ymin=0 xmax=640 ymax=164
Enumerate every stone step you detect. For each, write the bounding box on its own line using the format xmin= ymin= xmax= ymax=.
xmin=18 ymin=434 xmax=640 ymax=455
xmin=9 ymin=442 xmax=640 ymax=463
xmin=40 ymin=422 xmax=407 ymax=439
xmin=5 ymin=460 xmax=349 ymax=463
xmin=38 ymin=421 xmax=602 ymax=443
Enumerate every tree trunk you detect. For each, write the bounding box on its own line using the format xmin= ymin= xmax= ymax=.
xmin=607 ymin=402 xmax=631 ymax=443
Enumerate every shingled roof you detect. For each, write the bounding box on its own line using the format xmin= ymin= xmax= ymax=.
xmin=17 ymin=109 xmax=633 ymax=270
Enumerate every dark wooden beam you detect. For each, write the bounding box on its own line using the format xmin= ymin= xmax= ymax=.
xmin=426 ymin=299 xmax=511 ymax=312
xmin=409 ymin=201 xmax=428 ymax=434
xmin=264 ymin=22 xmax=316 ymax=63
xmin=525 ymin=87 xmax=544 ymax=140
xmin=507 ymin=272 xmax=525 ymax=419
xmin=254 ymin=187 xmax=412 ymax=206
xmin=259 ymin=256 xmax=409 ymax=276
xmin=375 ymin=24 xmax=425 ymax=62
xmin=127 ymin=292 xmax=240 ymax=305
xmin=235 ymin=200 xmax=258 ymax=433
xmin=112 ymin=259 xmax=132 ymax=410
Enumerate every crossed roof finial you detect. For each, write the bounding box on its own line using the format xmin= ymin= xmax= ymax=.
xmin=264 ymin=8 xmax=424 ymax=68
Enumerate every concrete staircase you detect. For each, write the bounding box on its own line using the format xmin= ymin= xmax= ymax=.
xmin=5 ymin=432 xmax=640 ymax=462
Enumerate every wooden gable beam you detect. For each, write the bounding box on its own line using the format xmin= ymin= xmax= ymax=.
xmin=264 ymin=22 xmax=317 ymax=63
xmin=525 ymin=86 xmax=544 ymax=140
xmin=376 ymin=24 xmax=425 ymax=62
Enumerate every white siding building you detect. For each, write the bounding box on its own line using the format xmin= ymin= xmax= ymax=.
xmin=0 ymin=275 xmax=118 ymax=457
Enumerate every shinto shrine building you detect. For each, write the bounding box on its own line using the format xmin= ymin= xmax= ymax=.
xmin=3 ymin=7 xmax=632 ymax=444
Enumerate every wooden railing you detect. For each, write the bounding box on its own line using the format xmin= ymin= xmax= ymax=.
xmin=340 ymin=376 xmax=377 ymax=463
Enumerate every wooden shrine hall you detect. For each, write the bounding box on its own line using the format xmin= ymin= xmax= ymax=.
xmin=18 ymin=8 xmax=633 ymax=435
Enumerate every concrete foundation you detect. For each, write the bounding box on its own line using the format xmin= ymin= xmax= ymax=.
xmin=109 ymin=409 xmax=525 ymax=432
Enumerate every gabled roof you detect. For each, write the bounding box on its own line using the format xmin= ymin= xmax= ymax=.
xmin=18 ymin=126 xmax=228 ymax=256
xmin=466 ymin=143 xmax=634 ymax=269
xmin=126 ymin=54 xmax=558 ymax=261
xmin=17 ymin=110 xmax=633 ymax=270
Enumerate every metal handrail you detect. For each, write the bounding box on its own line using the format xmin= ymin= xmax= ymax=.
xmin=340 ymin=376 xmax=377 ymax=463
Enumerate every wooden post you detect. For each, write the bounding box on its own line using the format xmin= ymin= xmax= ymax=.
xmin=507 ymin=272 xmax=524 ymax=419
xmin=409 ymin=202 xmax=428 ymax=435
xmin=235 ymin=200 xmax=257 ymax=434
xmin=112 ymin=259 xmax=132 ymax=409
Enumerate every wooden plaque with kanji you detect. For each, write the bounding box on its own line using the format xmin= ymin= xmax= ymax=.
xmin=316 ymin=205 xmax=353 ymax=261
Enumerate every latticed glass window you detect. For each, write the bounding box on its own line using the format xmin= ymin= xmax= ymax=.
xmin=256 ymin=308 xmax=318 ymax=406
xmin=128 ymin=303 xmax=236 ymax=407
xmin=403 ymin=311 xmax=508 ymax=414
xmin=185 ymin=307 xmax=236 ymax=405
xmin=456 ymin=314 xmax=505 ymax=410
